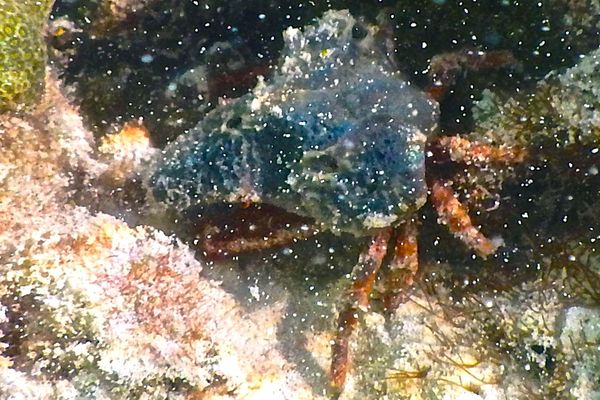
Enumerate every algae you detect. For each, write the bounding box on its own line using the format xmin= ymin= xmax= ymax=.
xmin=0 ymin=0 xmax=54 ymax=112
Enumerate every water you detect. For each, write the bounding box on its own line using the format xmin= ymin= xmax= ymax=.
xmin=1 ymin=1 xmax=600 ymax=399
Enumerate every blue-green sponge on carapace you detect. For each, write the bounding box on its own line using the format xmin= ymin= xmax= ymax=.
xmin=0 ymin=0 xmax=54 ymax=112
xmin=151 ymin=10 xmax=439 ymax=236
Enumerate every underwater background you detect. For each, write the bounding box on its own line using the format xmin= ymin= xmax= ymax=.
xmin=1 ymin=1 xmax=600 ymax=399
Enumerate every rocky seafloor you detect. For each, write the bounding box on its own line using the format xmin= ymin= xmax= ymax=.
xmin=1 ymin=1 xmax=600 ymax=399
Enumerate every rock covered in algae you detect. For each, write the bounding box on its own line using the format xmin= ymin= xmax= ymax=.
xmin=0 ymin=73 xmax=333 ymax=400
xmin=472 ymin=47 xmax=600 ymax=149
xmin=418 ymin=45 xmax=600 ymax=400
xmin=0 ymin=0 xmax=54 ymax=112
xmin=356 ymin=274 xmax=600 ymax=400
xmin=444 ymin=44 xmax=600 ymax=223
xmin=151 ymin=10 xmax=438 ymax=236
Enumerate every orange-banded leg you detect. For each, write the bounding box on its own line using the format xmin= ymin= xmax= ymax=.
xmin=330 ymin=223 xmax=421 ymax=391
xmin=427 ymin=135 xmax=526 ymax=257
xmin=382 ymin=221 xmax=419 ymax=312
xmin=428 ymin=135 xmax=527 ymax=169
xmin=430 ymin=180 xmax=501 ymax=258
xmin=436 ymin=136 xmax=527 ymax=166
xmin=331 ymin=228 xmax=392 ymax=391
xmin=201 ymin=223 xmax=318 ymax=258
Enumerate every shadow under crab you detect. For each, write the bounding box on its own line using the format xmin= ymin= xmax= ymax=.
xmin=150 ymin=9 xmax=523 ymax=392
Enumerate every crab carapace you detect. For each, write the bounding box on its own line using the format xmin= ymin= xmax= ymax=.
xmin=150 ymin=10 xmax=524 ymax=391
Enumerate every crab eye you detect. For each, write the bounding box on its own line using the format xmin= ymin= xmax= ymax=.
xmin=226 ymin=116 xmax=242 ymax=129
xmin=306 ymin=154 xmax=339 ymax=173
xmin=352 ymin=24 xmax=368 ymax=40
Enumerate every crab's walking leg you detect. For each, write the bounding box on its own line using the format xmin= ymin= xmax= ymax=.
xmin=436 ymin=136 xmax=527 ymax=166
xmin=331 ymin=228 xmax=392 ymax=390
xmin=383 ymin=221 xmax=419 ymax=312
xmin=431 ymin=180 xmax=501 ymax=258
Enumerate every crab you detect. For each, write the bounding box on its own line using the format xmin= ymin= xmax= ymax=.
xmin=150 ymin=10 xmax=524 ymax=392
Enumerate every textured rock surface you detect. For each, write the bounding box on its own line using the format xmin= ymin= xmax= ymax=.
xmin=0 ymin=74 xmax=333 ymax=400
xmin=473 ymin=48 xmax=600 ymax=149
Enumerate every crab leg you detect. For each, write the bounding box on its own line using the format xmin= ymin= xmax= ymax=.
xmin=430 ymin=180 xmax=501 ymax=258
xmin=436 ymin=136 xmax=526 ymax=166
xmin=331 ymin=228 xmax=392 ymax=390
xmin=382 ymin=221 xmax=419 ymax=312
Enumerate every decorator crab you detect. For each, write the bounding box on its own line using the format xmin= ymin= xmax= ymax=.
xmin=150 ymin=10 xmax=523 ymax=391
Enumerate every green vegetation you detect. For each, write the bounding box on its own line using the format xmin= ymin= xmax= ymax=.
xmin=0 ymin=0 xmax=54 ymax=112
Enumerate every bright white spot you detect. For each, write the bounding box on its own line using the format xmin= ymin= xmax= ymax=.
xmin=249 ymin=284 xmax=260 ymax=301
xmin=140 ymin=54 xmax=154 ymax=63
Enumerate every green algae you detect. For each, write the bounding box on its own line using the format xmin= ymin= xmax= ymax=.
xmin=453 ymin=47 xmax=600 ymax=399
xmin=0 ymin=0 xmax=54 ymax=112
xmin=467 ymin=48 xmax=600 ymax=253
xmin=471 ymin=45 xmax=600 ymax=151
